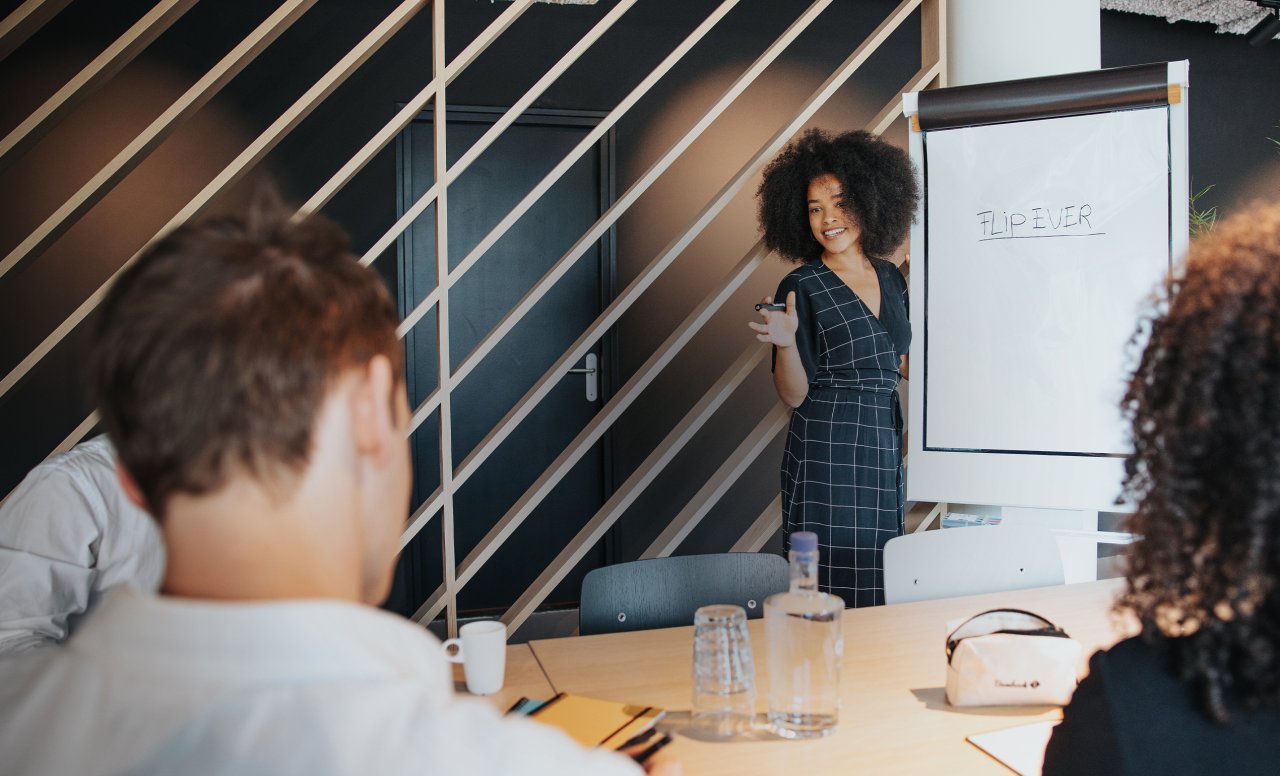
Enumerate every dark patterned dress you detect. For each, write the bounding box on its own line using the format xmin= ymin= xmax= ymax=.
xmin=774 ymin=258 xmax=910 ymax=607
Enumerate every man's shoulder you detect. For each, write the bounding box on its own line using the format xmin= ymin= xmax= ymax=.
xmin=0 ymin=596 xmax=642 ymax=776
xmin=0 ymin=645 xmax=95 ymax=767
xmin=0 ymin=593 xmax=454 ymax=764
xmin=0 ymin=433 xmax=160 ymax=599
xmin=0 ymin=647 xmax=62 ymax=704
xmin=28 ymin=436 xmax=116 ymax=479
xmin=3 ymin=435 xmax=120 ymax=514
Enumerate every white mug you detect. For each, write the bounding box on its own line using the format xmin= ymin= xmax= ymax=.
xmin=443 ymin=620 xmax=507 ymax=695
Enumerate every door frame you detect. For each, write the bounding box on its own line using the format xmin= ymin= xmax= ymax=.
xmin=393 ymin=105 xmax=620 ymax=612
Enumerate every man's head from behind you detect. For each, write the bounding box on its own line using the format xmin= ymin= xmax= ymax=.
xmin=90 ymin=200 xmax=409 ymax=604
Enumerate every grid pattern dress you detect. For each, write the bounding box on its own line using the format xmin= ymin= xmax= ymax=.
xmin=775 ymin=258 xmax=910 ymax=608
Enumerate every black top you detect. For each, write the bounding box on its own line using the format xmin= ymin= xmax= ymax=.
xmin=1043 ymin=636 xmax=1280 ymax=776
xmin=771 ymin=258 xmax=909 ymax=392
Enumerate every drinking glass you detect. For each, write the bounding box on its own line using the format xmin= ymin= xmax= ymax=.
xmin=691 ymin=604 xmax=757 ymax=737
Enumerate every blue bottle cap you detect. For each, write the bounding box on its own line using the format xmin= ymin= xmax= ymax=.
xmin=791 ymin=531 xmax=818 ymax=553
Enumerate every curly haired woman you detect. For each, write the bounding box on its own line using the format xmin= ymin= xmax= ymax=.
xmin=1044 ymin=201 xmax=1280 ymax=775
xmin=747 ymin=129 xmax=919 ymax=607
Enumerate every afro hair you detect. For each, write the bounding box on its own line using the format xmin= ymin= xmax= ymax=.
xmin=757 ymin=128 xmax=919 ymax=263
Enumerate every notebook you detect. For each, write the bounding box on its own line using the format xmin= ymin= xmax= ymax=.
xmin=967 ymin=720 xmax=1060 ymax=776
xmin=526 ymin=693 xmax=664 ymax=749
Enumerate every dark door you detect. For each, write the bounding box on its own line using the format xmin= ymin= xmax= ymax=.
xmin=390 ymin=107 xmax=616 ymax=617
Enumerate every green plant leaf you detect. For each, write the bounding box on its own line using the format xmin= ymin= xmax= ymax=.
xmin=1189 ymin=184 xmax=1217 ymax=237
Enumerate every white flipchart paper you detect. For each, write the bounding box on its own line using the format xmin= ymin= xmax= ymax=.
xmin=924 ymin=107 xmax=1170 ymax=455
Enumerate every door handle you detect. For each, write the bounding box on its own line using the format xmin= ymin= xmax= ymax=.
xmin=566 ymin=353 xmax=598 ymax=401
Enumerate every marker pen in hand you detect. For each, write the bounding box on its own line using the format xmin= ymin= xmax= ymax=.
xmin=754 ymin=302 xmax=786 ymax=312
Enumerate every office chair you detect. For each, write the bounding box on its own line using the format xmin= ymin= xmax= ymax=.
xmin=578 ymin=552 xmax=788 ymax=636
xmin=883 ymin=524 xmax=1065 ymax=605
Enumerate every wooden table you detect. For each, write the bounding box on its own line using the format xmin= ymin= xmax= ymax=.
xmin=453 ymin=644 xmax=555 ymax=711
xmin=529 ymin=579 xmax=1133 ymax=775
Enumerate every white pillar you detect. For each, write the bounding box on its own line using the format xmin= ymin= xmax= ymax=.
xmin=947 ymin=0 xmax=1100 ymax=87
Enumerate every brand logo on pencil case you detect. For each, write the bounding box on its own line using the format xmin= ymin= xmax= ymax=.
xmin=993 ymin=679 xmax=1041 ymax=689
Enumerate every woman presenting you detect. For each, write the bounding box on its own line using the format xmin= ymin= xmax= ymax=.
xmin=748 ymin=129 xmax=918 ymax=607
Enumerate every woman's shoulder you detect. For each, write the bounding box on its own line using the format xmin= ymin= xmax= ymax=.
xmin=786 ymin=260 xmax=824 ymax=279
xmin=777 ymin=260 xmax=824 ymax=289
xmin=1089 ymin=635 xmax=1171 ymax=677
xmin=871 ymin=257 xmax=907 ymax=287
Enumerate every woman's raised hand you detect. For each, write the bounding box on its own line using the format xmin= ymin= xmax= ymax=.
xmin=748 ymin=291 xmax=798 ymax=348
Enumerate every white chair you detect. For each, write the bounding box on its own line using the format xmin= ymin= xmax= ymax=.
xmin=883 ymin=524 xmax=1066 ymax=605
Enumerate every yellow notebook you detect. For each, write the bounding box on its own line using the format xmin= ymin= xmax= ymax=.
xmin=529 ymin=693 xmax=664 ymax=749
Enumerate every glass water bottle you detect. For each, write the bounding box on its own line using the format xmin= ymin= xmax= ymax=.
xmin=763 ymin=531 xmax=844 ymax=738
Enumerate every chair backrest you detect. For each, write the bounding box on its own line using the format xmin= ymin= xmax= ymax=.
xmin=578 ymin=552 xmax=789 ymax=636
xmin=883 ymin=525 xmax=1065 ymax=605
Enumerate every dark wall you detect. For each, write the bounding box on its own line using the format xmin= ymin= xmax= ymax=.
xmin=2 ymin=1 xmax=1276 ymax=612
xmin=1101 ymin=10 xmax=1280 ymax=217
xmin=0 ymin=0 xmax=918 ymax=568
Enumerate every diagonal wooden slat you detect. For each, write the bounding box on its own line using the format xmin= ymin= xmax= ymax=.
xmin=391 ymin=1 xmax=843 ymax=556
xmin=491 ymin=47 xmax=931 ymax=619
xmin=389 ymin=0 xmax=751 ymax=504
xmin=0 ymin=406 xmax=98 ymax=512
xmin=387 ymin=0 xmax=618 ymax=564
xmin=413 ymin=242 xmax=771 ymax=625
xmin=298 ymin=0 xmax=537 ymax=220
xmin=362 ymin=0 xmax=638 ymax=279
xmin=910 ymin=501 xmax=947 ymax=533
xmin=2 ymin=0 xmax=537 ymax=502
xmin=641 ymin=405 xmax=790 ymax=560
xmin=0 ymin=0 xmax=318 ymax=280
xmin=445 ymin=242 xmax=766 ymax=580
xmin=0 ymin=0 xmax=429 ymax=408
xmin=645 ymin=4 xmax=948 ymax=574
xmin=5 ymin=0 xmax=946 ymax=629
xmin=51 ymin=409 xmax=100 ymax=458
xmin=401 ymin=487 xmax=443 ymax=553
xmin=437 ymin=0 xmax=836 ymax=386
xmin=407 ymin=386 xmax=442 ymax=436
xmin=0 ymin=0 xmax=74 ymax=61
xmin=497 ymin=344 xmax=770 ymax=632
xmin=730 ymin=495 xmax=784 ymax=553
xmin=451 ymin=0 xmax=923 ymax=494
xmin=411 ymin=0 xmax=930 ymax=621
xmin=0 ymin=0 xmax=199 ymax=176
xmin=391 ymin=0 xmax=743 ymax=336
xmin=868 ymin=61 xmax=941 ymax=137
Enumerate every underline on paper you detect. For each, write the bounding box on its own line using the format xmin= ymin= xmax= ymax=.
xmin=978 ymin=233 xmax=1107 ymax=242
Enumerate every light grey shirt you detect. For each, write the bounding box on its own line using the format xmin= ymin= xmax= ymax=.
xmin=0 ymin=435 xmax=165 ymax=656
xmin=0 ymin=587 xmax=641 ymax=776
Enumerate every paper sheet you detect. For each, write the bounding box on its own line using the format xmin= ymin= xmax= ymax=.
xmin=923 ymin=108 xmax=1170 ymax=456
xmin=967 ymin=720 xmax=1059 ymax=776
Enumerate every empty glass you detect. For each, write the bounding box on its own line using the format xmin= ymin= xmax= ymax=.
xmin=691 ymin=604 xmax=757 ymax=737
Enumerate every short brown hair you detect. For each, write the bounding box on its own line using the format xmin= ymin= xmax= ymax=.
xmin=90 ymin=201 xmax=403 ymax=519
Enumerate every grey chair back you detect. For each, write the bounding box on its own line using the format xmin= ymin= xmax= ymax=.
xmin=578 ymin=552 xmax=789 ymax=636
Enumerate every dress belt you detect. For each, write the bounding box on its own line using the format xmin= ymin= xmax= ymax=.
xmin=807 ymin=384 xmax=904 ymax=438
